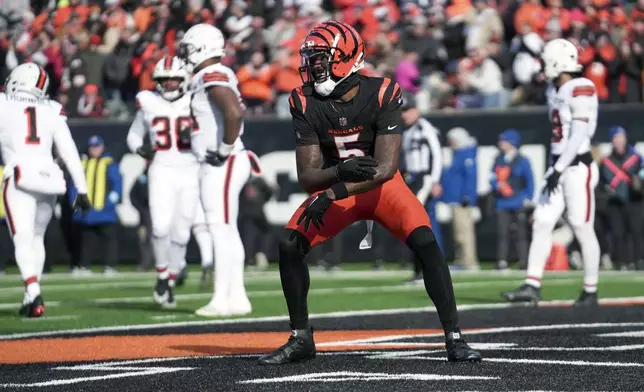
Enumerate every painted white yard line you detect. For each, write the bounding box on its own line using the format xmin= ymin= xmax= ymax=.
xmin=1 ymin=268 xmax=643 ymax=283
xmin=20 ymin=315 xmax=79 ymax=322
xmin=0 ymin=365 xmax=195 ymax=388
xmin=239 ymin=371 xmax=500 ymax=384
xmin=596 ymin=331 xmax=644 ymax=338
xmin=149 ymin=314 xmax=196 ymax=321
xmin=0 ymin=278 xmax=582 ymax=307
xmin=317 ymin=321 xmax=644 ymax=347
xmin=418 ymin=356 xmax=644 ymax=367
xmin=2 ymin=299 xmax=644 ymax=341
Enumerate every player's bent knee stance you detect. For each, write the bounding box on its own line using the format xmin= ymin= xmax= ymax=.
xmin=278 ymin=229 xmax=313 ymax=330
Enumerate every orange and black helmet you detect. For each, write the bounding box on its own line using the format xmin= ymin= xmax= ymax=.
xmin=299 ymin=20 xmax=365 ymax=85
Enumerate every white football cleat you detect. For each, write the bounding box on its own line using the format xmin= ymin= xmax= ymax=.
xmin=194 ymin=301 xmax=230 ymax=317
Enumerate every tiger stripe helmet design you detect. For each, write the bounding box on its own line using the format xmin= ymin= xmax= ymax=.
xmin=152 ymin=56 xmax=189 ymax=101
xmin=4 ymin=63 xmax=49 ymax=98
xmin=299 ymin=20 xmax=365 ymax=97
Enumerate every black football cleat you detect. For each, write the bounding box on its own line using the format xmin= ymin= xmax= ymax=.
xmin=573 ymin=291 xmax=598 ymax=307
xmin=175 ymin=266 xmax=188 ymax=287
xmin=446 ymin=331 xmax=482 ymax=362
xmin=19 ymin=295 xmax=45 ymax=318
xmin=153 ymin=278 xmax=176 ymax=308
xmin=258 ymin=327 xmax=316 ymax=365
xmin=501 ymin=284 xmax=540 ymax=305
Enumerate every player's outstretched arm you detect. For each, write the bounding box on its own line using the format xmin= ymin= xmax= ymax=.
xmin=53 ymin=117 xmax=88 ymax=194
xmin=296 ymin=144 xmax=342 ymax=194
xmin=333 ymin=134 xmax=400 ymax=197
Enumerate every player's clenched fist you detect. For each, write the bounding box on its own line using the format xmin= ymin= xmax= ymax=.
xmin=335 ymin=156 xmax=379 ymax=182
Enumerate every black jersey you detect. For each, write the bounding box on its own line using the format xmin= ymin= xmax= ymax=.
xmin=289 ymin=76 xmax=404 ymax=167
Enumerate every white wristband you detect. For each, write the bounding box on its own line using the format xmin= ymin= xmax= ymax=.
xmin=218 ymin=142 xmax=234 ymax=157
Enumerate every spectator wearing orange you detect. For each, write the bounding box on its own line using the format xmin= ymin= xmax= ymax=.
xmin=237 ymin=51 xmax=274 ymax=114
xmin=514 ymin=0 xmax=544 ymax=35
xmin=54 ymin=0 xmax=90 ymax=30
xmin=133 ymin=0 xmax=155 ymax=33
xmin=271 ymin=49 xmax=301 ymax=118
xmin=541 ymin=0 xmax=570 ymax=33
xmin=619 ymin=15 xmax=644 ymax=102
xmin=583 ymin=32 xmax=618 ymax=102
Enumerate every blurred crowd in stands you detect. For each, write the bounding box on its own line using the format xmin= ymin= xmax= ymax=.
xmin=1 ymin=0 xmax=643 ymax=119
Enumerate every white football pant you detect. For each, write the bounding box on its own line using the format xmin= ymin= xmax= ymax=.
xmin=192 ymin=203 xmax=213 ymax=269
xmin=148 ymin=163 xmax=199 ymax=283
xmin=199 ymin=151 xmax=251 ymax=314
xmin=2 ymin=176 xmax=55 ymax=303
xmin=526 ymin=161 xmax=600 ymax=292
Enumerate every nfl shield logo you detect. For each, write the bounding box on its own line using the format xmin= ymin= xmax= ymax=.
xmin=339 ymin=117 xmax=347 ymax=127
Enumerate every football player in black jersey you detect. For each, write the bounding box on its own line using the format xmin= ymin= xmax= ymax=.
xmin=258 ymin=21 xmax=482 ymax=365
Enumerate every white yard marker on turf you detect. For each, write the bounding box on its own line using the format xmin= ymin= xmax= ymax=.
xmin=239 ymin=371 xmax=500 ymax=384
xmin=417 ymin=356 xmax=644 ymax=367
xmin=596 ymin=331 xmax=644 ymax=338
xmin=20 ymin=315 xmax=79 ymax=322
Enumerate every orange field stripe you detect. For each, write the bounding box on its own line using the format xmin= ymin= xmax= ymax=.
xmin=0 ymin=329 xmax=441 ymax=365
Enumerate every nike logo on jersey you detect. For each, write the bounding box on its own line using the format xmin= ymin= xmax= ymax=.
xmin=388 ymin=125 xmax=398 ymax=130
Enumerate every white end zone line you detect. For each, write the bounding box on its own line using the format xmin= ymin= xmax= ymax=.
xmin=2 ymin=297 xmax=644 ymax=341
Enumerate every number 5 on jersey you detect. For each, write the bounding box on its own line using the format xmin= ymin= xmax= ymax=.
xmin=334 ymin=134 xmax=365 ymax=158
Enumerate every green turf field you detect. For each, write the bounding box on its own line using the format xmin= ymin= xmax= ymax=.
xmin=0 ymin=266 xmax=643 ymax=335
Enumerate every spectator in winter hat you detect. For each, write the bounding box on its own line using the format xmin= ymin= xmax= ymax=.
xmin=75 ymin=84 xmax=106 ymax=118
xmin=490 ymin=128 xmax=534 ymax=271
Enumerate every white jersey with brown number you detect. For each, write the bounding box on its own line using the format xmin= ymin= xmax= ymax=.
xmin=127 ymin=90 xmax=198 ymax=167
xmin=189 ymin=63 xmax=245 ymax=155
xmin=546 ymin=77 xmax=598 ymax=156
xmin=0 ymin=92 xmax=87 ymax=193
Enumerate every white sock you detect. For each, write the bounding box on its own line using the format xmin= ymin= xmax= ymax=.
xmin=210 ymin=224 xmax=232 ymax=304
xmin=152 ymin=234 xmax=170 ymax=279
xmin=25 ymin=276 xmax=40 ymax=301
xmin=194 ymin=227 xmax=214 ymax=269
xmin=33 ymin=235 xmax=46 ymax=280
xmin=227 ymin=224 xmax=248 ymax=300
xmin=168 ymin=241 xmax=188 ymax=285
xmin=14 ymin=233 xmax=38 ymax=281
xmin=525 ymin=224 xmax=554 ymax=289
xmin=574 ymin=224 xmax=600 ymax=293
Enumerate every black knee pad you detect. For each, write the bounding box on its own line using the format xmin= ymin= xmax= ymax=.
xmin=406 ymin=226 xmax=436 ymax=249
xmin=279 ymin=230 xmax=310 ymax=262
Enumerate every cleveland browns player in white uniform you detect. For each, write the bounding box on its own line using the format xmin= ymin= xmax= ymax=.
xmin=0 ymin=63 xmax=89 ymax=317
xmin=502 ymin=39 xmax=600 ymax=306
xmin=178 ymin=23 xmax=252 ymax=317
xmin=127 ymin=56 xmax=204 ymax=308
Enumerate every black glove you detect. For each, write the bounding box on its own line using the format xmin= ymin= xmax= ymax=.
xmin=178 ymin=123 xmax=192 ymax=145
xmin=73 ymin=193 xmax=92 ymax=215
xmin=296 ymin=192 xmax=334 ymax=232
xmin=136 ymin=144 xmax=156 ymax=161
xmin=336 ymin=156 xmax=379 ymax=182
xmin=544 ymin=169 xmax=562 ymax=197
xmin=205 ymin=149 xmax=229 ymax=167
